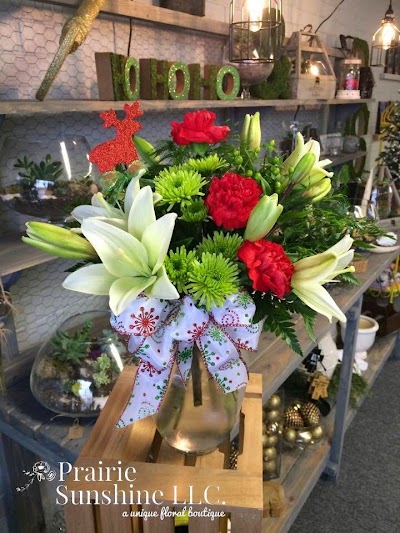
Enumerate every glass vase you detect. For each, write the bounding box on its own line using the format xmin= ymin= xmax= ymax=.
xmin=155 ymin=346 xmax=245 ymax=455
xmin=0 ymin=135 xmax=98 ymax=223
xmin=30 ymin=311 xmax=127 ymax=417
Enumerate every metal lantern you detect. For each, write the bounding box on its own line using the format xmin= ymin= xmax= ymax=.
xmin=229 ymin=0 xmax=283 ymax=97
xmin=229 ymin=0 xmax=283 ymax=63
xmin=370 ymin=1 xmax=400 ymax=66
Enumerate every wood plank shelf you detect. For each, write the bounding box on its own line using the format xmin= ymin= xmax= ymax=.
xmin=247 ymin=249 xmax=400 ymax=402
xmin=0 ymin=98 xmax=374 ymax=116
xmin=328 ymin=150 xmax=366 ymax=167
xmin=39 ymin=0 xmax=229 ymax=37
xmin=0 ymin=234 xmax=57 ymax=277
xmin=261 ymin=333 xmax=397 ymax=532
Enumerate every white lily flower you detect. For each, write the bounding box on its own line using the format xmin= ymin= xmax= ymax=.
xmin=282 ymin=133 xmax=333 ymax=200
xmin=63 ymin=186 xmax=179 ymax=315
xmin=72 ymin=170 xmax=162 ymax=230
xmin=291 ymin=235 xmax=355 ymax=323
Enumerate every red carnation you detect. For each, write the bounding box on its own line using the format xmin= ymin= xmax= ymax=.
xmin=170 ymin=110 xmax=230 ymax=146
xmin=238 ymin=240 xmax=294 ymax=298
xmin=205 ymin=173 xmax=262 ymax=230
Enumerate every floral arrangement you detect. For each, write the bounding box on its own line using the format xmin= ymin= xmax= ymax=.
xmin=23 ymin=103 xmax=361 ymax=426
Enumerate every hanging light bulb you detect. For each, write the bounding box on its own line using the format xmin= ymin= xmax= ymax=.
xmin=371 ymin=1 xmax=400 ymax=66
xmin=246 ymin=0 xmax=264 ymax=32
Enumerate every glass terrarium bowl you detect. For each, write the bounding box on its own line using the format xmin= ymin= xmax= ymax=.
xmin=0 ymin=135 xmax=98 ymax=222
xmin=30 ymin=311 xmax=128 ymax=417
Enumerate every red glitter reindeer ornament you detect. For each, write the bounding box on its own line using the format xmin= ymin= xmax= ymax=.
xmin=89 ymin=102 xmax=143 ymax=173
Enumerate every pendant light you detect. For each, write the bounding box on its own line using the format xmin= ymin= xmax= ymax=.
xmin=229 ymin=0 xmax=284 ymax=98
xmin=370 ymin=1 xmax=400 ymax=66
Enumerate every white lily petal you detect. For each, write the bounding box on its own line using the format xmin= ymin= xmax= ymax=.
xmin=293 ymin=283 xmax=347 ymax=323
xmin=63 ymin=264 xmax=116 ymax=295
xmin=82 ymin=219 xmax=150 ymax=277
xmin=142 ymin=213 xmax=178 ymax=273
xmin=316 ymin=159 xmax=333 ymax=169
xmin=293 ymin=253 xmax=337 ymax=281
xmin=128 ymin=186 xmax=156 ymax=240
xmin=109 ymin=275 xmax=156 ymax=315
xmin=71 ymin=205 xmax=110 ymax=223
xmin=145 ymin=266 xmax=180 ymax=300
xmin=326 ymin=234 xmax=353 ymax=257
xmin=93 ymin=217 xmax=128 ymax=231
xmin=304 ymin=139 xmax=320 ymax=161
xmin=92 ymin=193 xmax=123 ymax=217
xmin=333 ymin=250 xmax=355 ymax=273
xmin=124 ymin=176 xmax=141 ymax=215
xmin=282 ymin=132 xmax=305 ymax=172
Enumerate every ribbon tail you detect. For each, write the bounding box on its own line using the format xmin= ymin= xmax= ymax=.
xmin=116 ymin=362 xmax=173 ymax=428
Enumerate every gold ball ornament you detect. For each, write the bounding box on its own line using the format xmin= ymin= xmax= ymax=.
xmin=311 ymin=425 xmax=324 ymax=440
xmin=266 ymin=394 xmax=281 ymax=409
xmin=263 ymin=434 xmax=278 ymax=448
xmin=283 ymin=427 xmax=298 ymax=443
xmin=298 ymin=430 xmax=313 ymax=445
xmin=265 ymin=409 xmax=281 ymax=423
xmin=300 ymin=402 xmax=321 ymax=426
xmin=265 ymin=421 xmax=280 ymax=434
xmin=263 ymin=460 xmax=277 ymax=473
xmin=283 ymin=406 xmax=304 ymax=428
xmin=263 ymin=447 xmax=278 ymax=461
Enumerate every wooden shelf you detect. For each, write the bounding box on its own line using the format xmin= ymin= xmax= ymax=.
xmin=0 ymin=234 xmax=56 ymax=277
xmin=39 ymin=0 xmax=228 ymax=37
xmin=328 ymin=150 xmax=367 ymax=167
xmin=0 ymin=98 xmax=375 ymax=116
xmin=247 ymin=248 xmax=400 ymax=402
xmin=261 ymin=333 xmax=397 ymax=532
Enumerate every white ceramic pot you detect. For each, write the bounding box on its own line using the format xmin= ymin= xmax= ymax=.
xmin=341 ymin=315 xmax=379 ymax=353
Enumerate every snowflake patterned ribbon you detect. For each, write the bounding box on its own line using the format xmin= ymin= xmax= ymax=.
xmin=111 ymin=292 xmax=262 ymax=428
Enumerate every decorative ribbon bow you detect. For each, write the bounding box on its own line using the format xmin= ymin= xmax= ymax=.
xmin=110 ymin=292 xmax=262 ymax=428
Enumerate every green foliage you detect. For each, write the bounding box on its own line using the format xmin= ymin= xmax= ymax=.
xmin=51 ymin=320 xmax=93 ymax=364
xmin=93 ymin=353 xmax=118 ymax=389
xmin=252 ymin=292 xmax=316 ymax=356
xmin=250 ymin=56 xmax=292 ymax=100
xmin=14 ymin=154 xmax=63 ymax=188
xmin=328 ymin=364 xmax=369 ymax=408
xmin=379 ymin=103 xmax=400 ymax=181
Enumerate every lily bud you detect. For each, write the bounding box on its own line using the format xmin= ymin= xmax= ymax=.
xmin=291 ymin=153 xmax=316 ymax=185
xmin=240 ymin=114 xmax=251 ymax=153
xmin=22 ymin=221 xmax=97 ymax=260
xmin=304 ymin=178 xmax=332 ymax=203
xmin=248 ymin=111 xmax=261 ymax=151
xmin=244 ymin=193 xmax=283 ymax=242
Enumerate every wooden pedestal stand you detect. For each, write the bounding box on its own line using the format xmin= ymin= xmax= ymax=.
xmin=64 ymin=367 xmax=264 ymax=533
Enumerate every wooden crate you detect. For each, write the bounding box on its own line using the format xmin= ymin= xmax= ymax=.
xmin=64 ymin=367 xmax=264 ymax=532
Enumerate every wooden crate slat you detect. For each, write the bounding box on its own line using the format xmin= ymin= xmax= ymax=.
xmin=230 ymin=510 xmax=263 ymax=532
xmin=64 ymin=500 xmax=96 ymax=532
xmin=98 ymin=503 xmax=133 ymax=533
xmin=156 ymin=439 xmax=186 ymax=465
xmin=188 ymin=516 xmax=220 ymax=532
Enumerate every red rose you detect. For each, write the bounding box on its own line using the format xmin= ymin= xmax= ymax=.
xmin=205 ymin=173 xmax=262 ymax=230
xmin=170 ymin=110 xmax=230 ymax=146
xmin=238 ymin=240 xmax=294 ymax=298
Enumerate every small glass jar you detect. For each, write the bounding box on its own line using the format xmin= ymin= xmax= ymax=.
xmin=338 ymin=59 xmax=361 ymax=91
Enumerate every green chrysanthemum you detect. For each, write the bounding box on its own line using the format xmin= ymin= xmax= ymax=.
xmin=187 ymin=252 xmax=239 ymax=310
xmin=196 ymin=231 xmax=243 ymax=262
xmin=183 ymin=154 xmax=227 ymax=176
xmin=155 ymin=166 xmax=207 ymax=209
xmin=181 ymin=199 xmax=209 ymax=223
xmin=164 ymin=246 xmax=197 ymax=294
